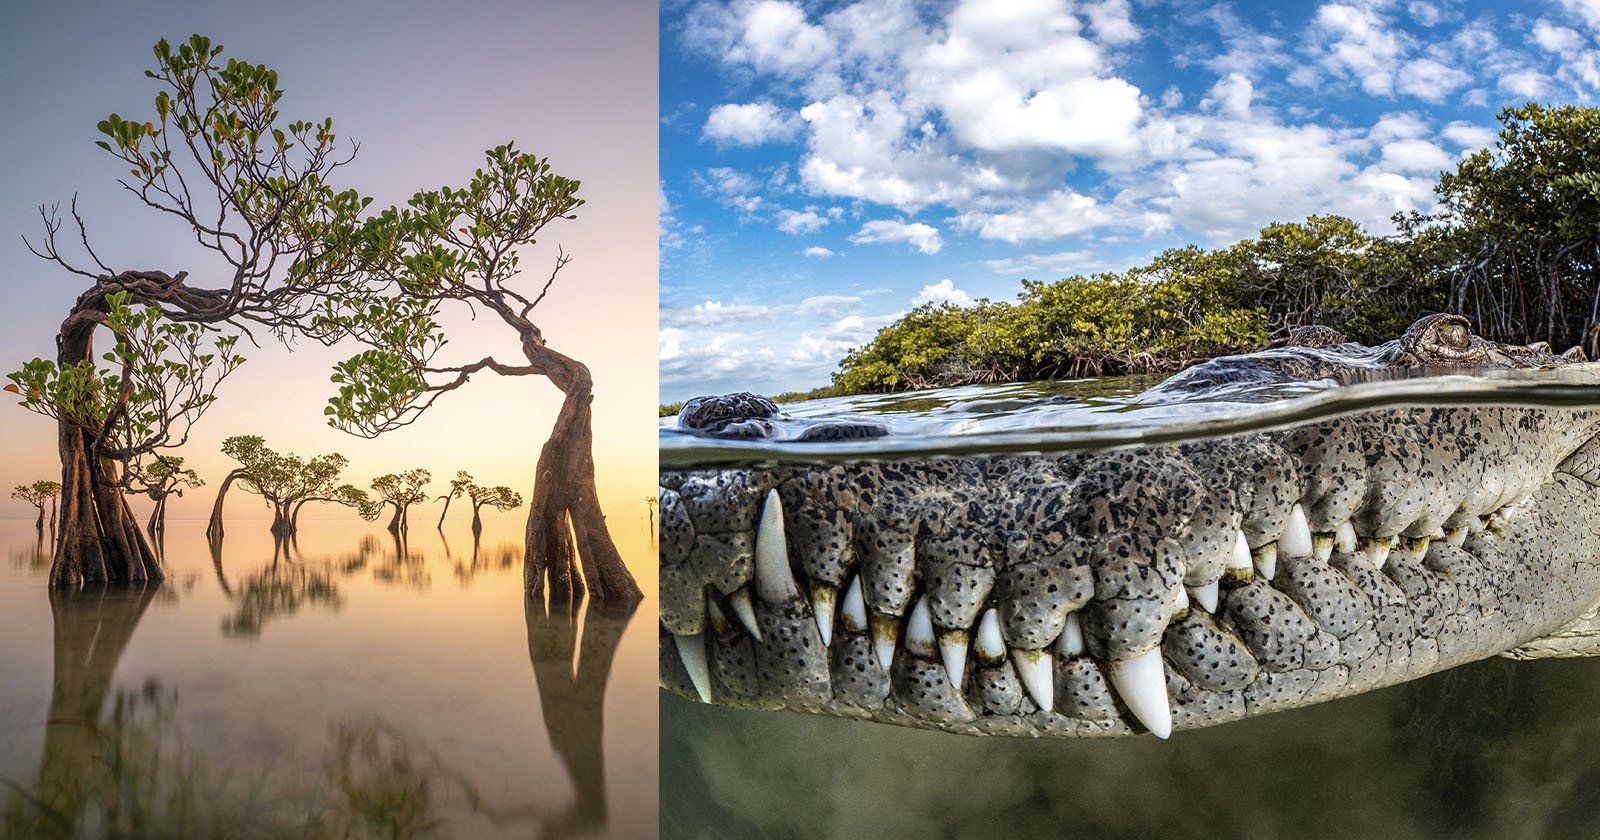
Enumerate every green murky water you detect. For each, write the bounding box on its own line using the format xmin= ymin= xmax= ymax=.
xmin=663 ymin=654 xmax=1600 ymax=839
xmin=0 ymin=518 xmax=658 ymax=838
xmin=660 ymin=371 xmax=1600 ymax=840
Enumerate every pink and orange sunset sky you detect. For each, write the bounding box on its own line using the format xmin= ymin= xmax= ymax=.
xmin=0 ymin=0 xmax=658 ymax=528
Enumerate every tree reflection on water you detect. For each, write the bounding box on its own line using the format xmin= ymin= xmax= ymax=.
xmin=2 ymin=528 xmax=641 ymax=838
xmin=525 ymin=596 xmax=637 ymax=839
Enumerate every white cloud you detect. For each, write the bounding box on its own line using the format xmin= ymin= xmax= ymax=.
xmin=1560 ymin=0 xmax=1600 ymax=32
xmin=912 ymin=279 xmax=972 ymax=306
xmin=849 ymin=219 xmax=943 ymax=253
xmin=686 ymin=0 xmax=834 ymax=79
xmin=984 ymin=251 xmax=1094 ymax=275
xmin=1202 ymin=72 xmax=1253 ymax=117
xmin=1380 ymin=138 xmax=1454 ymax=174
xmin=776 ymin=207 xmax=833 ymax=234
xmin=1441 ymin=121 xmax=1495 ymax=150
xmin=797 ymin=295 xmax=863 ymax=317
xmin=1396 ymin=58 xmax=1471 ymax=102
xmin=1499 ymin=68 xmax=1551 ymax=98
xmin=661 ymin=300 xmax=771 ymax=328
xmin=954 ymin=189 xmax=1166 ymax=243
xmin=1083 ymin=0 xmax=1140 ymax=45
xmin=699 ymin=166 xmax=765 ymax=213
xmin=1369 ymin=112 xmax=1429 ymax=143
xmin=1304 ymin=3 xmax=1409 ymax=96
xmin=1408 ymin=1 xmax=1448 ymax=27
xmin=704 ymin=102 xmax=801 ymax=145
xmin=1533 ymin=20 xmax=1585 ymax=55
xmin=905 ymin=0 xmax=1144 ymax=157
xmin=803 ymin=246 xmax=836 ymax=258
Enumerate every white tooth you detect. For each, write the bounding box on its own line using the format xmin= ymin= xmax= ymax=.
xmin=810 ymin=583 xmax=837 ymax=647
xmin=674 ymin=633 xmax=712 ymax=703
xmin=975 ymin=608 xmax=1006 ymax=664
xmin=939 ymin=629 xmax=970 ymax=688
xmin=1226 ymin=530 xmax=1254 ymax=582
xmin=841 ymin=576 xmax=867 ymax=633
xmin=871 ymin=613 xmax=898 ymax=672
xmin=1012 ymin=648 xmax=1054 ymax=712
xmin=1109 ymin=647 xmax=1172 ymax=739
xmin=727 ymin=587 xmax=762 ymax=641
xmin=1445 ymin=528 xmax=1466 ymax=547
xmin=1365 ymin=538 xmax=1393 ymax=570
xmin=1254 ymin=543 xmax=1278 ymax=581
xmin=1189 ymin=579 xmax=1220 ymax=613
xmin=1312 ymin=535 xmax=1333 ymax=563
xmin=706 ymin=599 xmax=731 ymax=636
xmin=1334 ymin=521 xmax=1358 ymax=553
xmin=754 ymin=489 xmax=799 ymax=604
xmin=1173 ymin=586 xmax=1190 ymax=619
xmin=1397 ymin=537 xmax=1429 ymax=565
xmin=1281 ymin=504 xmax=1313 ymax=557
xmin=1054 ymin=611 xmax=1085 ymax=658
xmin=907 ymin=595 xmax=935 ymax=658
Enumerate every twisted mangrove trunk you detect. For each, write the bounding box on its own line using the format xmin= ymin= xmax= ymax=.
xmin=206 ymin=468 xmax=248 ymax=542
xmin=50 ymin=303 xmax=160 ymax=588
xmin=520 ymin=333 xmax=641 ymax=606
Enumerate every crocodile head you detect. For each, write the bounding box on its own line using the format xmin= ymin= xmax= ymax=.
xmin=1154 ymin=313 xmax=1582 ymax=394
xmin=658 ymin=316 xmax=1600 ymax=739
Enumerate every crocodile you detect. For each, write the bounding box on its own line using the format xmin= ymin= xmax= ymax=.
xmin=658 ymin=314 xmax=1600 ymax=739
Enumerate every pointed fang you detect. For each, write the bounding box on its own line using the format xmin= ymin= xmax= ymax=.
xmin=906 ymin=595 xmax=935 ymax=658
xmin=1334 ymin=521 xmax=1358 ymax=553
xmin=1054 ymin=611 xmax=1086 ymax=658
xmin=871 ymin=613 xmax=899 ymax=672
xmin=1012 ymin=648 xmax=1054 ymax=712
xmin=1189 ymin=579 xmax=1220 ymax=613
xmin=940 ymin=629 xmax=970 ymax=688
xmin=1225 ymin=530 xmax=1254 ymax=583
xmin=754 ymin=489 xmax=799 ymax=604
xmin=674 ymin=633 xmax=712 ymax=703
xmin=810 ymin=583 xmax=837 ymax=647
xmin=841 ymin=576 xmax=867 ymax=633
xmin=975 ymin=608 xmax=1006 ymax=664
xmin=1366 ymin=538 xmax=1393 ymax=570
xmin=1281 ymin=503 xmax=1313 ymax=557
xmin=727 ymin=587 xmax=762 ymax=641
xmin=1109 ymin=647 xmax=1172 ymax=739
xmin=1312 ymin=534 xmax=1333 ymax=563
xmin=1254 ymin=543 xmax=1278 ymax=581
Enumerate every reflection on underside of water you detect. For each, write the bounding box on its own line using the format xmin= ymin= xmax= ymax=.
xmin=0 ymin=518 xmax=659 ymax=839
xmin=660 ymin=365 xmax=1600 ymax=467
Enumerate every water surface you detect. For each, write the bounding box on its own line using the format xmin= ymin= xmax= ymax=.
xmin=660 ymin=369 xmax=1600 ymax=839
xmin=0 ymin=517 xmax=659 ymax=838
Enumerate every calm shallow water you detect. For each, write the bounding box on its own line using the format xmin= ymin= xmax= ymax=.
xmin=661 ymin=367 xmax=1600 ymax=465
xmin=0 ymin=516 xmax=659 ymax=838
xmin=661 ymin=369 xmax=1600 ymax=840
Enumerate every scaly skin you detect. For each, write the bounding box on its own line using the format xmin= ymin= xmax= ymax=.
xmin=659 ymin=316 xmax=1600 ymax=739
xmin=660 ymin=404 xmax=1600 ymax=738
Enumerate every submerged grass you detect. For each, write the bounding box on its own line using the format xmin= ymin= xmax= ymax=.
xmin=1 ymin=681 xmax=486 ymax=839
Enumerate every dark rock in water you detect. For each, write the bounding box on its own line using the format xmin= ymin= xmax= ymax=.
xmin=676 ymin=392 xmax=888 ymax=442
xmin=678 ymin=393 xmax=783 ymax=438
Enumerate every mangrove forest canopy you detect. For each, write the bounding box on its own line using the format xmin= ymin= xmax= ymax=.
xmin=805 ymin=103 xmax=1600 ymax=397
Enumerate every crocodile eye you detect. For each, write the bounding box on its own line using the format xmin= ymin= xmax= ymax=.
xmin=1438 ymin=321 xmax=1469 ymax=349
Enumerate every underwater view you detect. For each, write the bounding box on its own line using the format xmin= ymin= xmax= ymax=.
xmin=659 ymin=367 xmax=1600 ymax=838
xmin=0 ymin=518 xmax=659 ymax=839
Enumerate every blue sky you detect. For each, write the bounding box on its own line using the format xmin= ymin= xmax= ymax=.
xmin=659 ymin=0 xmax=1600 ymax=401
